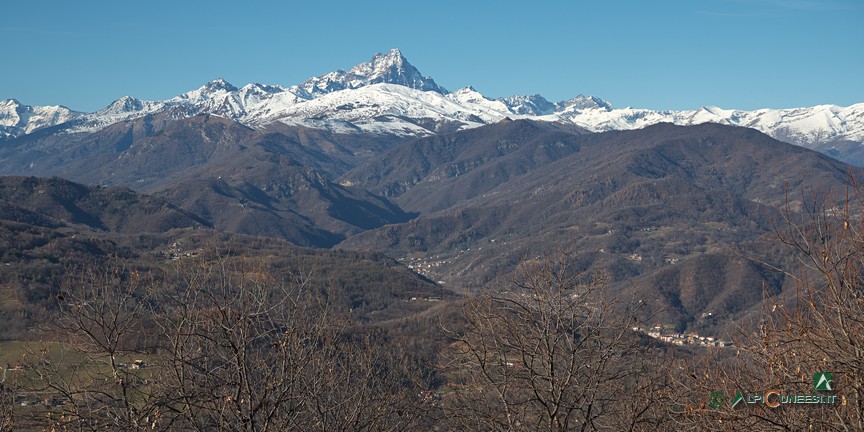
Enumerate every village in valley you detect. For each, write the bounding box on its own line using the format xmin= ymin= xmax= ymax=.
xmin=635 ymin=321 xmax=734 ymax=348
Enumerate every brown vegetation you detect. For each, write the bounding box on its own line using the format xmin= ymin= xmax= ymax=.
xmin=669 ymin=184 xmax=864 ymax=430
xmin=440 ymin=255 xmax=674 ymax=431
xmin=9 ymin=255 xmax=436 ymax=431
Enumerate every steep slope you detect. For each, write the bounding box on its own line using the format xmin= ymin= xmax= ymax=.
xmin=0 ymin=112 xmax=408 ymax=186
xmin=296 ymin=48 xmax=446 ymax=97
xmin=0 ymin=99 xmax=81 ymax=139
xmin=622 ymin=250 xmax=788 ymax=333
xmin=154 ymin=162 xmax=413 ymax=248
xmin=0 ymin=113 xmax=261 ymax=189
xmin=499 ymin=94 xmax=558 ymax=115
xmin=0 ymin=176 xmax=209 ymax=233
xmin=0 ymin=113 xmax=414 ymax=247
xmin=341 ymin=119 xmax=591 ymax=213
xmin=339 ymin=122 xmax=857 ymax=331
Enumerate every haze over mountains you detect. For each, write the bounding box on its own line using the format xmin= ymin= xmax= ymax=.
xmin=2 ymin=49 xmax=863 ymax=164
xmin=1 ymin=49 xmax=862 ymax=335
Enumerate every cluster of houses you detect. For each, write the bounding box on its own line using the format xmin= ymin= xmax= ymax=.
xmin=636 ymin=324 xmax=734 ymax=348
xmin=401 ymin=256 xmax=445 ymax=277
xmin=119 ymin=359 xmax=146 ymax=370
xmin=407 ymin=296 xmax=441 ymax=302
xmin=400 ymin=256 xmax=449 ymax=284
xmin=159 ymin=241 xmax=200 ymax=261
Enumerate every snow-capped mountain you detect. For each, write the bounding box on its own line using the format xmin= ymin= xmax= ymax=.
xmin=0 ymin=99 xmax=81 ymax=138
xmin=3 ymin=48 xmax=863 ymax=164
xmin=542 ymin=103 xmax=864 ymax=149
xmin=276 ymin=84 xmax=500 ymax=135
xmin=499 ymin=94 xmax=557 ymax=116
xmin=296 ymin=48 xmax=447 ymax=97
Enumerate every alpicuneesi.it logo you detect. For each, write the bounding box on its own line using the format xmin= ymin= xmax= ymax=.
xmin=815 ymin=372 xmax=833 ymax=391
xmin=709 ymin=372 xmax=838 ymax=409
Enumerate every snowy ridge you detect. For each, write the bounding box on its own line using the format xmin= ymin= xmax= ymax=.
xmin=0 ymin=99 xmax=81 ymax=138
xmin=275 ymin=85 xmax=506 ymax=136
xmin=3 ymin=49 xmax=863 ymax=154
xmin=499 ymin=94 xmax=557 ymax=116
xmin=542 ymin=103 xmax=864 ymax=147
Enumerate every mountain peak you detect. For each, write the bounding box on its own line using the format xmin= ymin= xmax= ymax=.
xmin=241 ymin=83 xmax=285 ymax=94
xmin=371 ymin=48 xmax=405 ymax=64
xmin=347 ymin=49 xmax=407 ymax=77
xmin=1 ymin=98 xmax=22 ymax=108
xmin=100 ymin=96 xmax=146 ymax=114
xmin=0 ymin=98 xmax=80 ymax=135
xmin=453 ymin=86 xmax=479 ymax=94
xmin=500 ymin=94 xmax=557 ymax=116
xmin=171 ymin=78 xmax=240 ymax=104
xmin=0 ymin=99 xmax=26 ymax=128
xmin=202 ymin=78 xmax=238 ymax=93
xmin=360 ymin=48 xmax=408 ymax=73
xmin=349 ymin=49 xmax=446 ymax=94
xmin=558 ymin=95 xmax=613 ymax=111
xmin=298 ymin=49 xmax=447 ymax=97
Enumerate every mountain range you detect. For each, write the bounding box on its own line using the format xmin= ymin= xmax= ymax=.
xmin=1 ymin=49 xmax=862 ymax=336
xmin=2 ymin=48 xmax=863 ymax=164
xmin=338 ymin=120 xmax=855 ymax=329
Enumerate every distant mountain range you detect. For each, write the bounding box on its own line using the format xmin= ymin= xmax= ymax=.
xmin=2 ymin=49 xmax=863 ymax=164
xmin=1 ymin=49 xmax=862 ymax=335
xmin=338 ymin=120 xmax=857 ymax=331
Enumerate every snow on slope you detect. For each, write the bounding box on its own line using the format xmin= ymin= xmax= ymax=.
xmin=3 ymin=49 xmax=863 ymax=153
xmin=499 ymin=94 xmax=557 ymax=115
xmin=0 ymin=99 xmax=81 ymax=138
xmin=296 ymin=48 xmax=447 ymax=97
xmin=543 ymin=103 xmax=864 ymax=147
xmin=273 ymin=84 xmax=511 ymax=135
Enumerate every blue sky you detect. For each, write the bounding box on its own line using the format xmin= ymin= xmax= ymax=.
xmin=1 ymin=0 xmax=861 ymax=112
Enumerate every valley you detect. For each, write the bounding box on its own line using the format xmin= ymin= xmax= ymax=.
xmin=1 ymin=47 xmax=862 ymax=430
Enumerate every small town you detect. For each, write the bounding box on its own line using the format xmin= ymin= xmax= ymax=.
xmin=636 ymin=324 xmax=734 ymax=348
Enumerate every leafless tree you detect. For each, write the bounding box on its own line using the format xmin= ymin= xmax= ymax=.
xmin=151 ymin=255 xmax=431 ymax=431
xmin=672 ymin=183 xmax=864 ymax=430
xmin=17 ymin=260 xmax=159 ymax=431
xmin=752 ymin=184 xmax=864 ymax=429
xmin=0 ymin=368 xmax=13 ymax=432
xmin=441 ymin=254 xmax=673 ymax=431
xmin=16 ymin=251 xmax=433 ymax=431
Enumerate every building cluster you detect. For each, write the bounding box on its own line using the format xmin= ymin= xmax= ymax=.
xmin=400 ymin=256 xmax=448 ymax=283
xmin=119 ymin=359 xmax=146 ymax=370
xmin=407 ymin=296 xmax=441 ymax=302
xmin=636 ymin=324 xmax=734 ymax=348
xmin=159 ymin=241 xmax=200 ymax=261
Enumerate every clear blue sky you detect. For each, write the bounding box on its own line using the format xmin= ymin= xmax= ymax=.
xmin=1 ymin=0 xmax=861 ymax=112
